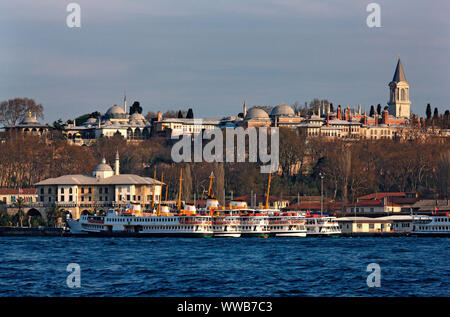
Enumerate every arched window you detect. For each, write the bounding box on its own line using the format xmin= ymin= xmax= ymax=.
xmin=401 ymin=89 xmax=406 ymax=101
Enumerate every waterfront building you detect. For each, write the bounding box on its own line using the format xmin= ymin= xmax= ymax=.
xmin=33 ymin=152 xmax=162 ymax=219
xmin=336 ymin=217 xmax=393 ymax=234
xmin=0 ymin=188 xmax=37 ymax=204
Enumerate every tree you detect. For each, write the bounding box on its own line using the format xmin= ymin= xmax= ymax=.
xmin=426 ymin=103 xmax=432 ymax=120
xmin=13 ymin=197 xmax=26 ymax=227
xmin=46 ymin=205 xmax=63 ymax=227
xmin=53 ymin=119 xmax=65 ymax=131
xmin=177 ymin=110 xmax=184 ymax=118
xmin=433 ymin=108 xmax=439 ymax=120
xmin=369 ymin=105 xmax=375 ymax=117
xmin=186 ymin=108 xmax=194 ymax=119
xmin=130 ymin=101 xmax=143 ymax=115
xmin=376 ymin=104 xmax=382 ymax=115
xmin=0 ymin=98 xmax=44 ymax=127
xmin=329 ymin=103 xmax=334 ymax=113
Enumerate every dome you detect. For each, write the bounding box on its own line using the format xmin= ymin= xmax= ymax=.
xmin=271 ymin=103 xmax=295 ymax=116
xmin=93 ymin=158 xmax=113 ymax=172
xmin=20 ymin=116 xmax=40 ymax=125
xmin=106 ymin=105 xmax=126 ymax=117
xmin=245 ymin=107 xmax=269 ymax=120
xmin=130 ymin=113 xmax=145 ymax=121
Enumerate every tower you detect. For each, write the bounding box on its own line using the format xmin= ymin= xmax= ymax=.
xmin=243 ymin=100 xmax=247 ymax=117
xmin=388 ymin=57 xmax=411 ymax=118
xmin=114 ymin=150 xmax=120 ymax=175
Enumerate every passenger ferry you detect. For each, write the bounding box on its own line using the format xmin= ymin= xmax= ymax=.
xmin=67 ymin=203 xmax=213 ymax=237
xmin=228 ymin=201 xmax=269 ymax=238
xmin=263 ymin=210 xmax=307 ymax=237
xmin=304 ymin=214 xmax=341 ymax=237
xmin=208 ymin=199 xmax=241 ymax=238
xmin=412 ymin=214 xmax=450 ymax=236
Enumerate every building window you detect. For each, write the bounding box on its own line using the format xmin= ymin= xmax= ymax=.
xmin=81 ymin=188 xmax=85 ymax=194
xmin=69 ymin=195 xmax=73 ymax=202
xmin=48 ymin=188 xmax=52 ymax=194
xmin=99 ymin=188 xmax=103 ymax=194
xmin=40 ymin=196 xmax=44 ymax=202
xmin=61 ymin=188 xmax=64 ymax=194
xmin=40 ymin=188 xmax=44 ymax=195
xmin=60 ymin=195 xmax=64 ymax=201
xmin=69 ymin=188 xmax=72 ymax=194
xmin=48 ymin=197 xmax=52 ymax=202
xmin=105 ymin=188 xmax=108 ymax=194
xmin=127 ymin=195 xmax=130 ymax=201
xmin=81 ymin=196 xmax=84 ymax=202
xmin=88 ymin=196 xmax=92 ymax=202
xmin=88 ymin=188 xmax=92 ymax=194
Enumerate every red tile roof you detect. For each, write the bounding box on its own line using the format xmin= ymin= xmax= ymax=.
xmin=357 ymin=192 xmax=406 ymax=201
xmin=0 ymin=188 xmax=37 ymax=195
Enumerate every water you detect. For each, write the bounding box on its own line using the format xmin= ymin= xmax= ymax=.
xmin=0 ymin=237 xmax=448 ymax=297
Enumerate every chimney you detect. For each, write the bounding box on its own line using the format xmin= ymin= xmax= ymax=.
xmin=337 ymin=105 xmax=342 ymax=120
xmin=115 ymin=151 xmax=120 ymax=175
xmin=157 ymin=111 xmax=162 ymax=122
xmin=345 ymin=108 xmax=350 ymax=121
xmin=382 ymin=110 xmax=389 ymax=125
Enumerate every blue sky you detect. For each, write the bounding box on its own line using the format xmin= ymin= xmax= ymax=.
xmin=0 ymin=0 xmax=449 ymax=124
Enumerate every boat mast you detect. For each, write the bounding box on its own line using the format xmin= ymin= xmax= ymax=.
xmin=177 ymin=168 xmax=183 ymax=211
xmin=265 ymin=172 xmax=272 ymax=210
xmin=158 ymin=172 xmax=164 ymax=215
xmin=208 ymin=172 xmax=215 ymax=198
xmin=152 ymin=169 xmax=157 ymax=210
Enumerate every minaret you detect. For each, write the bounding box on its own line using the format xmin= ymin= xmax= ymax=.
xmin=388 ymin=57 xmax=411 ymax=118
xmin=243 ymin=100 xmax=247 ymax=117
xmin=358 ymin=104 xmax=362 ymax=115
xmin=123 ymin=92 xmax=127 ymax=114
xmin=114 ymin=150 xmax=120 ymax=175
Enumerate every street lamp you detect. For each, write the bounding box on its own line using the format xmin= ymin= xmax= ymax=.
xmin=319 ymin=172 xmax=325 ymax=216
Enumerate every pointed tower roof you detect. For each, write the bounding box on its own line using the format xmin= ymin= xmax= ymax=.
xmin=392 ymin=57 xmax=407 ymax=82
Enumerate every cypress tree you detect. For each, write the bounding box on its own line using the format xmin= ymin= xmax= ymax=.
xmin=426 ymin=103 xmax=432 ymax=120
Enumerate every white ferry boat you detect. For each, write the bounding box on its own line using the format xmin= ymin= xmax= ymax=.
xmin=66 ymin=204 xmax=213 ymax=238
xmin=412 ymin=214 xmax=450 ymax=236
xmin=208 ymin=199 xmax=241 ymax=238
xmin=227 ymin=201 xmax=269 ymax=238
xmin=262 ymin=210 xmax=307 ymax=237
xmin=304 ymin=215 xmax=341 ymax=237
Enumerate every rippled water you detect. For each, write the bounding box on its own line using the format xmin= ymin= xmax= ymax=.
xmin=0 ymin=237 xmax=448 ymax=297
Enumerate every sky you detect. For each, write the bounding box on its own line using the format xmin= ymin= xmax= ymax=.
xmin=0 ymin=0 xmax=449 ymax=124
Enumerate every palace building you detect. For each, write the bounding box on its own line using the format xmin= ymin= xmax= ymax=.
xmin=34 ymin=152 xmax=162 ymax=219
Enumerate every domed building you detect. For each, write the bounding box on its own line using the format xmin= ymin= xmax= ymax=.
xmin=242 ymin=107 xmax=271 ymax=127
xmin=269 ymin=103 xmax=303 ymax=127
xmin=35 ymin=153 xmax=163 ymax=219
xmin=64 ymin=97 xmax=152 ymax=144
xmin=270 ymin=103 xmax=295 ymax=117
xmin=4 ymin=112 xmax=52 ymax=137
